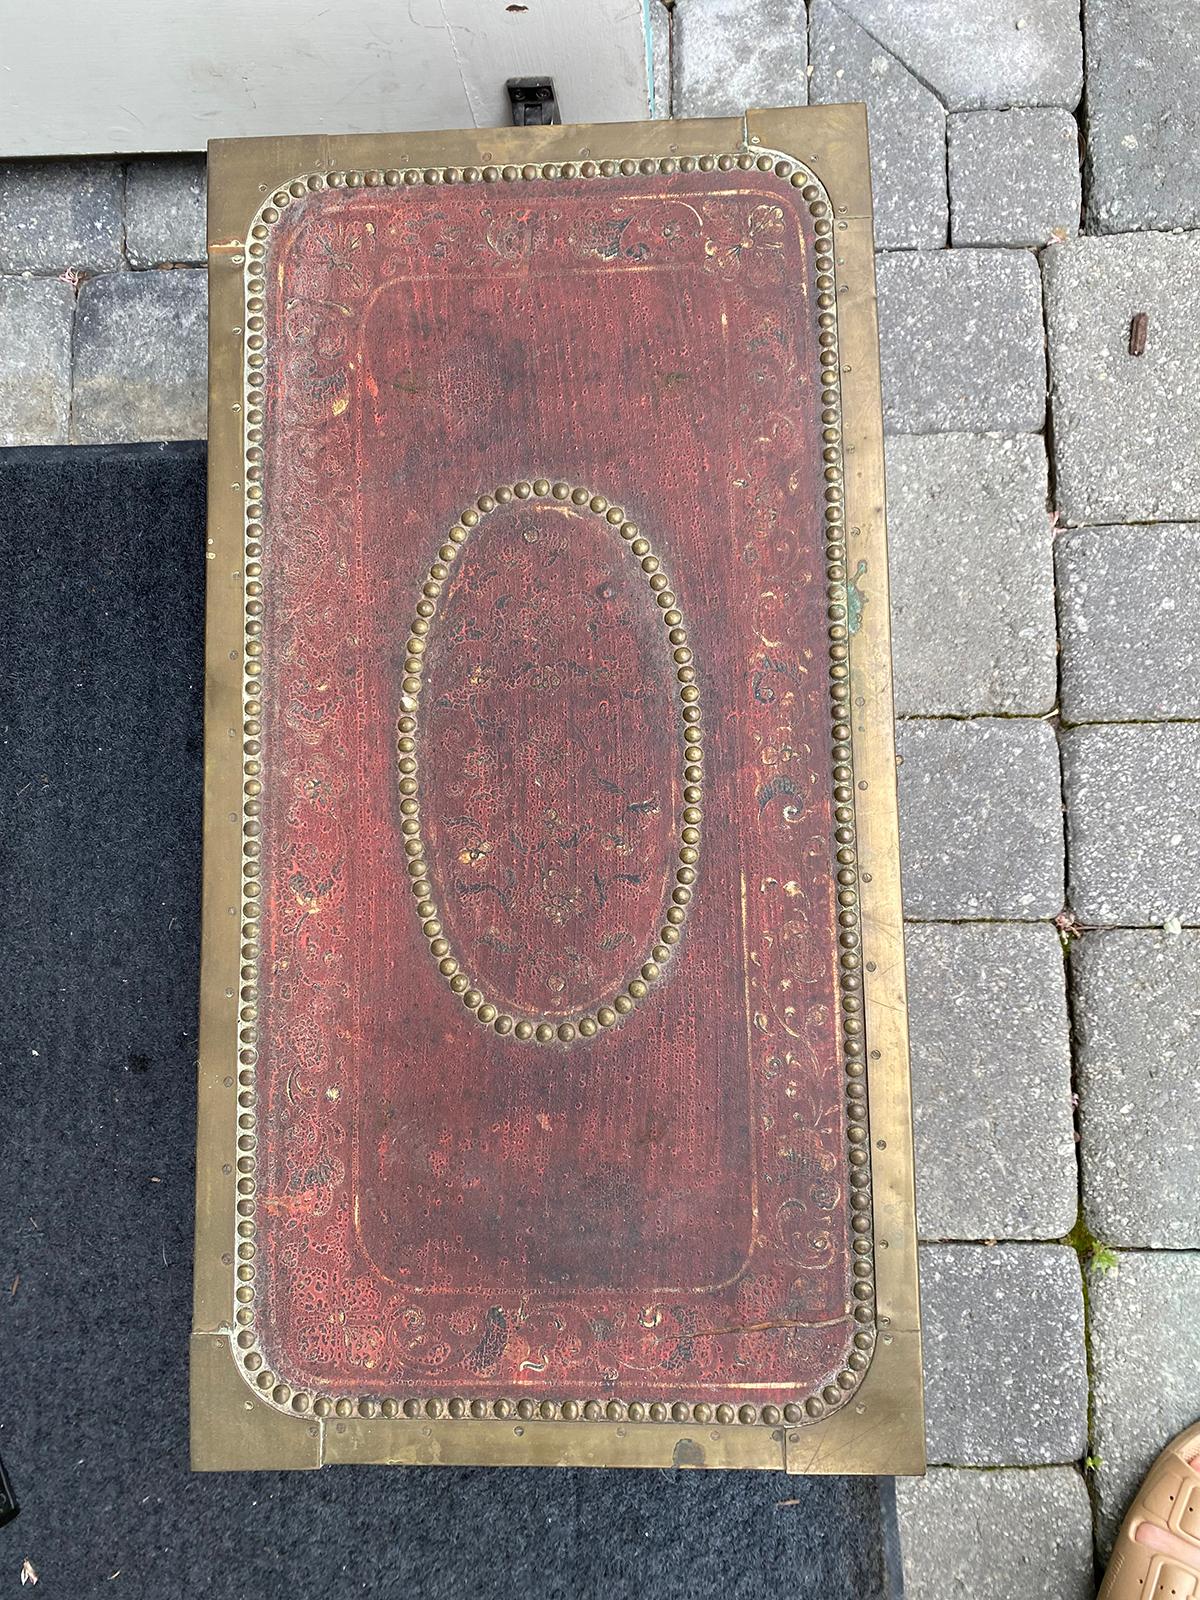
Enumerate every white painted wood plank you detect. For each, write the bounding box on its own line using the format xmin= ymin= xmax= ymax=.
xmin=0 ymin=0 xmax=651 ymax=157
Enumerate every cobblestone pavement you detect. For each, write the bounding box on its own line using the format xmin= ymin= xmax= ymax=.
xmin=3 ymin=4 xmax=1198 ymax=1594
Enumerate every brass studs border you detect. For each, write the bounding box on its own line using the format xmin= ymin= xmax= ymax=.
xmin=399 ymin=482 xmax=700 ymax=1043
xmin=232 ymin=148 xmax=875 ymax=1423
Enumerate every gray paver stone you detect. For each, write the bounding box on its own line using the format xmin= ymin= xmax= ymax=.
xmin=921 ymin=1244 xmax=1088 ymax=1465
xmin=71 ymin=269 xmax=207 ymax=445
xmin=0 ymin=276 xmax=75 ymax=447
xmin=949 ymin=108 xmax=1081 ymax=246
xmin=1063 ymin=724 xmax=1200 ymax=925
xmin=886 ymin=433 xmax=1056 ymax=716
xmin=1085 ymin=0 xmax=1200 ymax=232
xmin=1074 ymin=930 xmax=1200 ymax=1247
xmin=823 ymin=0 xmax=1083 ymax=110
xmin=1045 ymin=233 xmax=1200 ymax=526
xmin=0 ymin=159 xmax=124 ymax=274
xmin=877 ymin=251 xmax=1045 ymax=434
xmin=809 ymin=0 xmax=946 ymax=250
xmin=897 ymin=719 xmax=1063 ymax=920
xmin=897 ymin=1467 xmax=1095 ymax=1600
xmin=672 ymin=0 xmax=806 ymax=120
xmin=907 ymin=924 xmax=1075 ymax=1241
xmin=125 ymin=157 xmax=207 ymax=267
xmin=1057 ymin=525 xmax=1200 ymax=723
xmin=1090 ymin=1250 xmax=1200 ymax=1552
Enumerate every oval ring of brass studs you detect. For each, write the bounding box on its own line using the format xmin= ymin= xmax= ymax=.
xmin=398 ymin=481 xmax=703 ymax=1044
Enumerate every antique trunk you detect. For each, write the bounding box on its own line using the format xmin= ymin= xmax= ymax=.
xmin=193 ymin=106 xmax=923 ymax=1474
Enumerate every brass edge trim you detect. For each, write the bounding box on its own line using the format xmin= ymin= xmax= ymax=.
xmin=779 ymin=113 xmax=925 ymax=1468
xmin=197 ymin=109 xmax=921 ymax=1473
xmin=205 ymin=118 xmax=749 ymax=244
xmin=747 ymin=104 xmax=875 ymax=219
xmin=193 ymin=159 xmax=250 ymax=1346
xmin=190 ymin=1333 xmax=323 ymax=1472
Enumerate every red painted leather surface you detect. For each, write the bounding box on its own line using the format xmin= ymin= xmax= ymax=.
xmin=254 ymin=168 xmax=856 ymax=1405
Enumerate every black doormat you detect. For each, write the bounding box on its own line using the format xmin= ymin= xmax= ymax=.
xmin=0 ymin=441 xmax=904 ymax=1600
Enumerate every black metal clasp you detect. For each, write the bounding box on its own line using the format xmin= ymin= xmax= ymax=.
xmin=507 ymin=77 xmax=560 ymax=127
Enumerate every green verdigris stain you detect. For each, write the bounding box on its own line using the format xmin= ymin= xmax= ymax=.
xmin=846 ymin=559 xmax=868 ymax=636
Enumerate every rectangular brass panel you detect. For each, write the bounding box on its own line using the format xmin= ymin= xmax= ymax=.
xmin=194 ymin=104 xmax=923 ymax=1474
